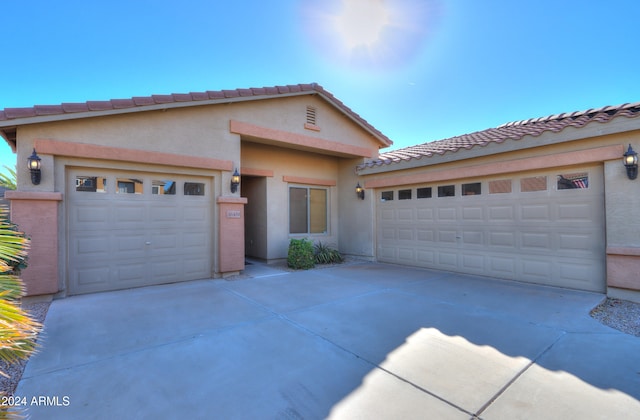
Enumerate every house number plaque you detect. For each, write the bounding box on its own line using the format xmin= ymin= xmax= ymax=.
xmin=226 ymin=210 xmax=241 ymax=219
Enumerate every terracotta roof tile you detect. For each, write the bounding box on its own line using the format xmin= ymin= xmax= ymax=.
xmin=61 ymin=103 xmax=90 ymax=113
xmin=111 ymin=99 xmax=136 ymax=109
xmin=4 ymin=108 xmax=37 ymax=119
xmin=0 ymin=83 xmax=392 ymax=147
xmin=222 ymin=90 xmax=240 ymax=98
xmin=190 ymin=92 xmax=209 ymax=101
xmin=151 ymin=94 xmax=175 ymax=104
xmin=132 ymin=97 xmax=155 ymax=106
xmin=172 ymin=93 xmax=193 ymax=102
xmin=86 ymin=101 xmax=113 ymax=111
xmin=34 ymin=105 xmax=63 ymax=115
xmin=359 ymin=102 xmax=640 ymax=169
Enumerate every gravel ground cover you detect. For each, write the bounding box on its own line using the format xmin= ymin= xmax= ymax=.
xmin=590 ymin=297 xmax=640 ymax=337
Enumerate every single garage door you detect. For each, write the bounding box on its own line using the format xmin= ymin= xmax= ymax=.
xmin=377 ymin=165 xmax=605 ymax=292
xmin=68 ymin=168 xmax=213 ymax=295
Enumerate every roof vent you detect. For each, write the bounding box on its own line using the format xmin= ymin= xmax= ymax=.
xmin=306 ymin=106 xmax=317 ymax=126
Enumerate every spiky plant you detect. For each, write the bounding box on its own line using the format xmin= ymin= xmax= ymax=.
xmin=0 ymin=206 xmax=41 ymax=418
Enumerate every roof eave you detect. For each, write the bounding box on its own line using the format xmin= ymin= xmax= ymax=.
xmin=357 ymin=114 xmax=640 ymax=175
xmin=0 ymin=84 xmax=393 ymax=149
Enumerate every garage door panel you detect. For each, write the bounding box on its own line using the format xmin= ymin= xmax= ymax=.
xmin=417 ymin=249 xmax=435 ymax=264
xmin=462 ymin=254 xmax=484 ymax=270
xmin=377 ymin=246 xmax=397 ymax=260
xmin=73 ymin=236 xmax=110 ymax=257
xmin=397 ymin=248 xmax=415 ymax=262
xmin=417 ymin=229 xmax=434 ymax=241
xmin=115 ymin=263 xmax=147 ymax=283
xmin=489 ymin=231 xmax=515 ymax=247
xmin=521 ymin=232 xmax=551 ymax=250
xmin=521 ymin=204 xmax=550 ymax=221
xmin=72 ymin=204 xmax=110 ymax=228
xmin=462 ymin=207 xmax=483 ymax=220
xmin=417 ymin=208 xmax=434 ymax=220
xmin=150 ymin=205 xmax=179 ymax=222
xmin=150 ymin=233 xmax=178 ymax=251
xmin=116 ymin=234 xmax=147 ymax=253
xmin=521 ymin=259 xmax=552 ymax=281
xmin=438 ymin=230 xmax=457 ymax=243
xmin=398 ymin=228 xmax=414 ymax=240
xmin=74 ymin=267 xmax=110 ymax=287
xmin=68 ymin=169 xmax=213 ymax=295
xmin=114 ymin=205 xmax=147 ymax=224
xmin=437 ymin=252 xmax=458 ymax=268
xmin=462 ymin=230 xmax=483 ymax=245
xmin=489 ymin=256 xmax=516 ymax=276
xmin=558 ymin=202 xmax=593 ymax=221
xmin=377 ymin=166 xmax=605 ymax=292
xmin=437 ymin=207 xmax=456 ymax=220
xmin=488 ymin=205 xmax=514 ymax=220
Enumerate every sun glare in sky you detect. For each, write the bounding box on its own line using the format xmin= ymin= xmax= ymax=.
xmin=334 ymin=0 xmax=391 ymax=50
xmin=301 ymin=0 xmax=439 ymax=71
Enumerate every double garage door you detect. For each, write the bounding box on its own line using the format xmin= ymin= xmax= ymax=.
xmin=377 ymin=166 xmax=605 ymax=292
xmin=68 ymin=168 xmax=213 ymax=295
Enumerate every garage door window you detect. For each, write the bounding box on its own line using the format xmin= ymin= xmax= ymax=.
xmin=462 ymin=182 xmax=481 ymax=196
xmin=381 ymin=191 xmax=394 ymax=201
xmin=417 ymin=187 xmax=432 ymax=199
xmin=489 ymin=179 xmax=512 ymax=194
xmin=184 ymin=182 xmax=205 ymax=196
xmin=152 ymin=180 xmax=176 ymax=195
xmin=289 ymin=187 xmax=328 ymax=234
xmin=557 ymin=172 xmax=588 ymax=189
xmin=76 ymin=176 xmax=107 ymax=193
xmin=438 ymin=185 xmax=455 ymax=197
xmin=117 ymin=178 xmax=143 ymax=194
xmin=521 ymin=176 xmax=547 ymax=192
xmin=398 ymin=189 xmax=412 ymax=200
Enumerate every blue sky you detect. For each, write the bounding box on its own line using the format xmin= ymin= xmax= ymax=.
xmin=2 ymin=0 xmax=639 ymax=175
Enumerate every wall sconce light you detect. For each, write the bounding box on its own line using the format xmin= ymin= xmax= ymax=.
xmin=623 ymin=144 xmax=638 ymax=180
xmin=230 ymin=168 xmax=240 ymax=193
xmin=27 ymin=148 xmax=42 ymax=185
xmin=356 ymin=182 xmax=365 ymax=200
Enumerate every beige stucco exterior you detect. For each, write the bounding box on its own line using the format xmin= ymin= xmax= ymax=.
xmin=3 ymin=90 xmax=385 ymax=296
xmin=3 ymin=85 xmax=640 ymax=302
xmin=358 ymin=122 xmax=640 ymax=302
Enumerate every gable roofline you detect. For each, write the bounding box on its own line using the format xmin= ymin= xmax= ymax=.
xmin=358 ymin=101 xmax=640 ymax=172
xmin=0 ymin=83 xmax=393 ymax=150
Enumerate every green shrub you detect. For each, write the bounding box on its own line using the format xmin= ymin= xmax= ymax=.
xmin=287 ymin=238 xmax=315 ymax=270
xmin=314 ymin=242 xmax=344 ymax=265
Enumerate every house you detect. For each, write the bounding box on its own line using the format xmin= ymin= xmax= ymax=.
xmin=1 ymin=83 xmax=639 ymax=303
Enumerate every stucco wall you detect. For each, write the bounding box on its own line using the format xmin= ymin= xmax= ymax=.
xmin=241 ymin=142 xmax=341 ymax=260
xmin=338 ymin=158 xmax=375 ymax=259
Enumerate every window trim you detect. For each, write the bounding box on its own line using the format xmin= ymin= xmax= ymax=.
xmin=288 ymin=185 xmax=329 ymax=235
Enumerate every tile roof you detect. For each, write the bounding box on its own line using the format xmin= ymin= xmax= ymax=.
xmin=360 ymin=101 xmax=640 ymax=169
xmin=0 ymin=83 xmax=392 ymax=147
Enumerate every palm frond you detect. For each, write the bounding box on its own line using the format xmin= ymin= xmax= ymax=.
xmin=0 ymin=166 xmax=16 ymax=190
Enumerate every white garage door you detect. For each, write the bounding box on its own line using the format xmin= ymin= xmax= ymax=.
xmin=376 ymin=166 xmax=605 ymax=292
xmin=68 ymin=168 xmax=213 ymax=295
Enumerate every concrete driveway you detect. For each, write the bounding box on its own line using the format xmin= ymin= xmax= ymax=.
xmin=16 ymin=262 xmax=640 ymax=419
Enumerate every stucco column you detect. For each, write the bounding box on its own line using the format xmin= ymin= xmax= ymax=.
xmin=217 ymin=196 xmax=248 ymax=274
xmin=5 ymin=191 xmax=63 ymax=296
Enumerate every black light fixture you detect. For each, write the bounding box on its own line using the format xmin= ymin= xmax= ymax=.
xmin=623 ymin=144 xmax=638 ymax=180
xmin=27 ymin=148 xmax=41 ymax=185
xmin=230 ymin=168 xmax=240 ymax=193
xmin=356 ymin=182 xmax=365 ymax=200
